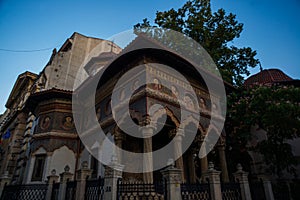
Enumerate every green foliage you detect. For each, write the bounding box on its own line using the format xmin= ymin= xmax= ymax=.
xmin=134 ymin=0 xmax=259 ymax=86
xmin=227 ymin=85 xmax=300 ymax=177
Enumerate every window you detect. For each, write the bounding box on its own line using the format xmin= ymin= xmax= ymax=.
xmin=31 ymin=154 xmax=46 ymax=181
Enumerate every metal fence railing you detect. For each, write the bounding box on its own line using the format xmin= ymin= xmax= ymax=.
xmin=84 ymin=177 xmax=104 ymax=200
xmin=65 ymin=180 xmax=77 ymax=200
xmin=181 ymin=182 xmax=211 ymax=200
xmin=221 ymin=182 xmax=242 ymax=200
xmin=117 ymin=179 xmax=167 ymax=200
xmin=0 ymin=184 xmax=48 ymax=200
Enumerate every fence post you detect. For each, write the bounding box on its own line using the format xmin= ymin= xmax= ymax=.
xmin=45 ymin=169 xmax=59 ymax=200
xmin=0 ymin=171 xmax=11 ymax=198
xmin=202 ymin=162 xmax=222 ymax=200
xmin=58 ymin=165 xmax=74 ymax=200
xmin=233 ymin=164 xmax=252 ymax=200
xmin=75 ymin=161 xmax=92 ymax=200
xmin=161 ymin=162 xmax=182 ymax=200
xmin=257 ymin=175 xmax=274 ymax=200
xmin=103 ymin=156 xmax=124 ymax=200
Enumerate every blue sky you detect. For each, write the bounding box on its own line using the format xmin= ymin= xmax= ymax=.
xmin=0 ymin=0 xmax=299 ymax=113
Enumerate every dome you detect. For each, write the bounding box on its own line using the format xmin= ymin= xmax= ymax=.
xmin=244 ymin=69 xmax=293 ymax=86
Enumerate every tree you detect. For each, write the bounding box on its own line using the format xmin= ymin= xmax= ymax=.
xmin=134 ymin=0 xmax=259 ymax=86
xmin=227 ymin=85 xmax=300 ymax=177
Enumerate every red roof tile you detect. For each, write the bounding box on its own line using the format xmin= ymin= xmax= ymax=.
xmin=244 ymin=69 xmax=293 ymax=86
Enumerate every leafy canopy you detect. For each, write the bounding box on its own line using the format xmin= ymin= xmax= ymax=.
xmin=227 ymin=85 xmax=300 ymax=177
xmin=134 ymin=0 xmax=259 ymax=86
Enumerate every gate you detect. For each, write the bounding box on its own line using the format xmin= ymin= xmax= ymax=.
xmin=221 ymin=182 xmax=242 ymax=200
xmin=117 ymin=179 xmax=167 ymax=200
xmin=84 ymin=177 xmax=104 ymax=200
xmin=65 ymin=180 xmax=77 ymax=200
xmin=0 ymin=184 xmax=48 ymax=200
xmin=181 ymin=183 xmax=211 ymax=200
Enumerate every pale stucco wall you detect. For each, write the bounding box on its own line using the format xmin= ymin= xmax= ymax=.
xmin=47 ymin=146 xmax=76 ymax=180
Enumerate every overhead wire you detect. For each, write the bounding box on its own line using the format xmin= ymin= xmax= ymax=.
xmin=0 ymin=45 xmax=61 ymax=53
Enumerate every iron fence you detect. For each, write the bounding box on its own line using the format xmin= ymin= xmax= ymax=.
xmin=221 ymin=182 xmax=242 ymax=200
xmin=84 ymin=177 xmax=104 ymax=200
xmin=0 ymin=184 xmax=48 ymax=200
xmin=51 ymin=182 xmax=59 ymax=200
xmin=181 ymin=182 xmax=211 ymax=200
xmin=117 ymin=179 xmax=167 ymax=200
xmin=65 ymin=180 xmax=77 ymax=200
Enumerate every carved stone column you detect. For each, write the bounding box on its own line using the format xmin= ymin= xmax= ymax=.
xmin=188 ymin=153 xmax=196 ymax=183
xmin=114 ymin=129 xmax=124 ymax=164
xmin=218 ymin=145 xmax=229 ymax=182
xmin=201 ymin=156 xmax=208 ymax=174
xmin=169 ymin=129 xmax=184 ymax=182
xmin=141 ymin=125 xmax=155 ymax=183
xmin=200 ymin=137 xmax=208 ymax=181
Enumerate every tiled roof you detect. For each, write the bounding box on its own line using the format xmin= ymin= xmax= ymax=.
xmin=244 ymin=69 xmax=293 ymax=86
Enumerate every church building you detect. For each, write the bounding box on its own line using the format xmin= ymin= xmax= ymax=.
xmin=0 ymin=32 xmax=230 ymax=186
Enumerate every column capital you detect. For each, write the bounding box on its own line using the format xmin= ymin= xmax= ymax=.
xmin=114 ymin=130 xmax=125 ymax=141
xmin=217 ymin=136 xmax=226 ymax=147
xmin=139 ymin=125 xmax=156 ymax=137
xmin=217 ymin=144 xmax=226 ymax=150
xmin=168 ymin=128 xmax=185 ymax=139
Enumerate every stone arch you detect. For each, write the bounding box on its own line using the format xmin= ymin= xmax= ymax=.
xmin=117 ymin=109 xmax=143 ymax=128
xmin=205 ymin=124 xmax=225 ymax=146
xmin=150 ymin=106 xmax=180 ymax=128
xmin=181 ymin=115 xmax=206 ymax=135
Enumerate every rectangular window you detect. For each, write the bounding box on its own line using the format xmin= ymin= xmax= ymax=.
xmin=31 ymin=154 xmax=46 ymax=181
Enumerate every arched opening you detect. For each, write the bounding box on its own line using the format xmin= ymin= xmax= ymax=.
xmin=152 ymin=115 xmax=176 ymax=183
xmin=207 ymin=128 xmax=221 ymax=171
xmin=182 ymin=122 xmax=199 ymax=183
xmin=122 ymin=118 xmax=144 ymax=182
